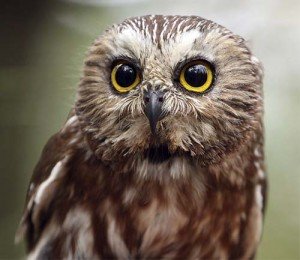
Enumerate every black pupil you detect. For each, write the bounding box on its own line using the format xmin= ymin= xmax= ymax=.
xmin=115 ymin=64 xmax=136 ymax=87
xmin=184 ymin=64 xmax=208 ymax=87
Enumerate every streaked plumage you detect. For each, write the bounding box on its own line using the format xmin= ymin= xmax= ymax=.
xmin=17 ymin=15 xmax=266 ymax=259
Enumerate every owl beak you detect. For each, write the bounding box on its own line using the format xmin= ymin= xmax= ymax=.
xmin=144 ymin=90 xmax=165 ymax=135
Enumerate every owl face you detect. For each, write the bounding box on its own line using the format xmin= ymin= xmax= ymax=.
xmin=76 ymin=15 xmax=263 ymax=166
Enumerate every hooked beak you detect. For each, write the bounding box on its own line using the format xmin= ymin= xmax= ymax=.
xmin=143 ymin=90 xmax=165 ymax=135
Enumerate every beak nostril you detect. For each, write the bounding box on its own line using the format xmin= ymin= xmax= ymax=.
xmin=158 ymin=97 xmax=163 ymax=102
xmin=144 ymin=97 xmax=150 ymax=103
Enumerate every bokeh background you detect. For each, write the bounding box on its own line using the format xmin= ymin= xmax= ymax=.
xmin=1 ymin=0 xmax=299 ymax=258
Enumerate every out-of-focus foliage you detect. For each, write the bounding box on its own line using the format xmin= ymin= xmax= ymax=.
xmin=0 ymin=0 xmax=299 ymax=258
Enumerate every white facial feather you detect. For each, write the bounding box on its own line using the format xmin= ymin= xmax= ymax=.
xmin=163 ymin=30 xmax=203 ymax=64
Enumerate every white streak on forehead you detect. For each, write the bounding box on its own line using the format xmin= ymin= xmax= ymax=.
xmin=159 ymin=17 xmax=169 ymax=43
xmin=196 ymin=20 xmax=205 ymax=28
xmin=182 ymin=23 xmax=192 ymax=32
xmin=152 ymin=20 xmax=158 ymax=43
xmin=166 ymin=18 xmax=178 ymax=39
xmin=127 ymin=19 xmax=139 ymax=32
xmin=176 ymin=20 xmax=185 ymax=34
xmin=141 ymin=16 xmax=146 ymax=32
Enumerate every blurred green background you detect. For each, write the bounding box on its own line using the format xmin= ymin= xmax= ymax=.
xmin=0 ymin=0 xmax=299 ymax=259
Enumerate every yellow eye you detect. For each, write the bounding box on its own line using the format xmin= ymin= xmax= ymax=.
xmin=179 ymin=61 xmax=213 ymax=93
xmin=111 ymin=63 xmax=140 ymax=93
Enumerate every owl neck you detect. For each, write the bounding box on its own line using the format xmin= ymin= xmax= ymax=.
xmin=74 ymin=118 xmax=261 ymax=189
xmin=106 ymin=137 xmax=256 ymax=190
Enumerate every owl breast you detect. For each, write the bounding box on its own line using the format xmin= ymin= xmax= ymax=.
xmin=22 ymin=118 xmax=263 ymax=259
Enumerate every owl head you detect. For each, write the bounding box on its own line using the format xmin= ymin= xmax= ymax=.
xmin=75 ymin=15 xmax=263 ymax=169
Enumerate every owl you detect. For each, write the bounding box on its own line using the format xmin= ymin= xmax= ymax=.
xmin=17 ymin=15 xmax=266 ymax=259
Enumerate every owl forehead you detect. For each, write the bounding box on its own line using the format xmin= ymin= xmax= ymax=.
xmin=90 ymin=15 xmax=258 ymax=92
xmin=106 ymin=16 xmax=226 ymax=69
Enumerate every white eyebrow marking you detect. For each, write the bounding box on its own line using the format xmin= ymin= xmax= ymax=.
xmin=166 ymin=29 xmax=202 ymax=60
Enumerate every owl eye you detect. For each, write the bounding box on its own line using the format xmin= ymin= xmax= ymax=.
xmin=179 ymin=61 xmax=213 ymax=93
xmin=111 ymin=63 xmax=140 ymax=93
